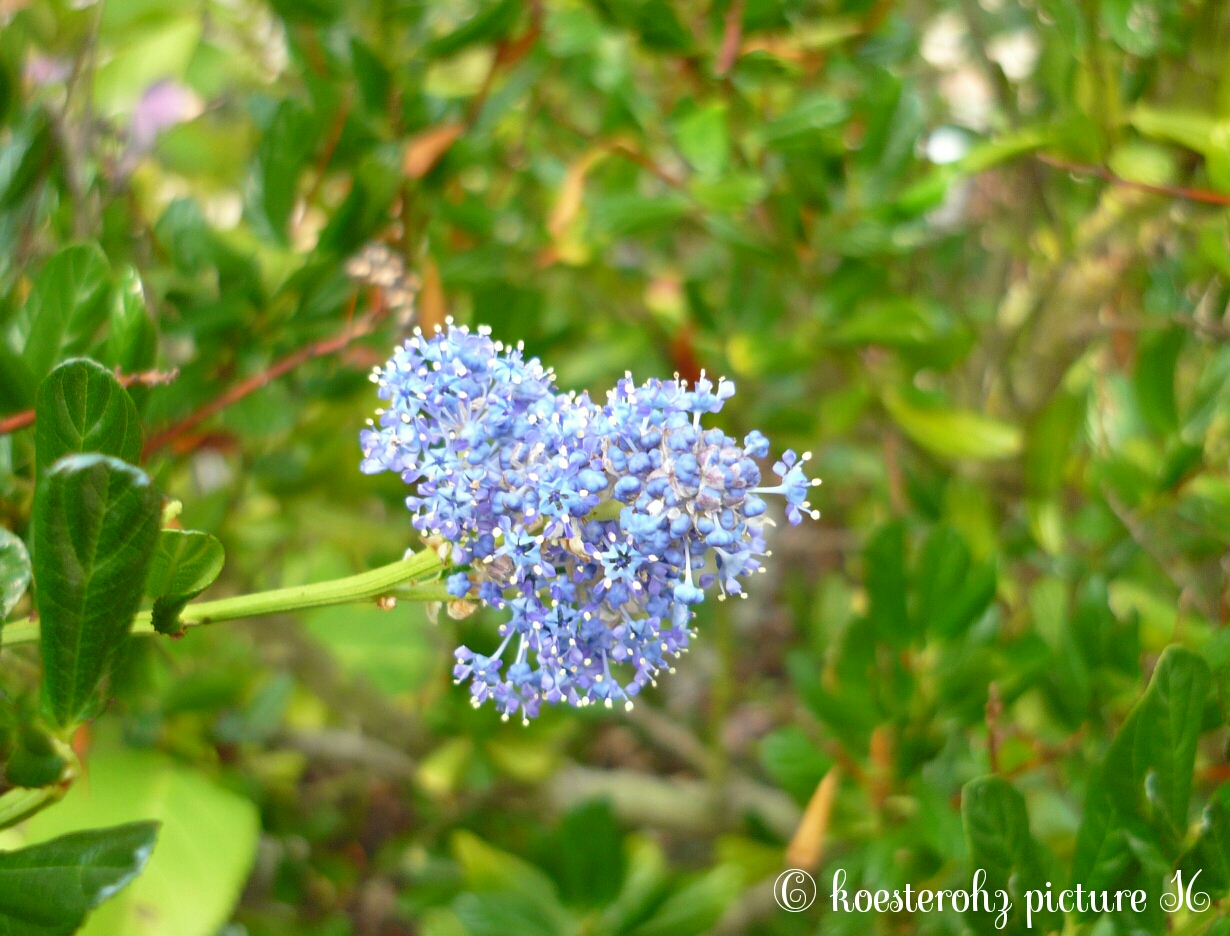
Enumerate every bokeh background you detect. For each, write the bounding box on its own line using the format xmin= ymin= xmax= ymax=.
xmin=2 ymin=0 xmax=1230 ymax=934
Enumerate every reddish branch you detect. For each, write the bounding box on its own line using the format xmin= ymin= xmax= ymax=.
xmin=1037 ymin=154 xmax=1230 ymax=207
xmin=143 ymin=293 xmax=381 ymax=458
xmin=0 ymin=368 xmax=179 ymax=436
xmin=715 ymin=0 xmax=744 ymax=76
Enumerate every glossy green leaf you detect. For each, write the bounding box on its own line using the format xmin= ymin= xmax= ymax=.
xmin=34 ymin=454 xmax=162 ymax=727
xmin=1130 ymin=105 xmax=1216 ymax=154
xmin=883 ymin=388 xmax=1023 ymax=461
xmin=0 ymin=821 xmax=158 ymax=936
xmin=144 ymin=530 xmax=224 ymax=636
xmin=35 ymin=358 xmax=142 ymax=475
xmin=19 ymin=746 xmax=259 ymax=936
xmin=19 ymin=245 xmax=112 ymax=385
xmin=962 ymin=776 xmax=1055 ymax=936
xmin=0 ymin=527 xmax=30 ymax=620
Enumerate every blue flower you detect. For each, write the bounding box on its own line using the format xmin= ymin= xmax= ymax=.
xmin=362 ymin=324 xmax=819 ymax=721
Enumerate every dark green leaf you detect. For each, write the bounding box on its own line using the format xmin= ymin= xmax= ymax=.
xmin=35 ymin=359 xmax=142 ymax=475
xmin=144 ymin=530 xmax=224 ymax=636
xmin=0 ymin=109 xmax=54 ymax=209
xmin=34 ymin=454 xmax=162 ymax=727
xmin=962 ymin=776 xmax=1056 ymax=936
xmin=0 ymin=821 xmax=158 ymax=936
xmin=0 ymin=527 xmax=30 ymax=620
xmin=865 ymin=521 xmax=910 ymax=646
xmin=1135 ymin=327 xmax=1184 ymax=436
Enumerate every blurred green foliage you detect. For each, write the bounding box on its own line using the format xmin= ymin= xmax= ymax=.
xmin=2 ymin=0 xmax=1230 ymax=934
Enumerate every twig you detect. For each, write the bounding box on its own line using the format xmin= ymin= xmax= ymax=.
xmin=624 ymin=703 xmax=718 ymax=775
xmin=1037 ymin=154 xmax=1230 ymax=207
xmin=985 ymin=681 xmax=1003 ymax=775
xmin=714 ymin=0 xmax=744 ymax=76
xmin=143 ymin=294 xmax=378 ymax=457
xmin=0 ymin=368 xmax=180 ymax=436
xmin=303 ymin=92 xmax=353 ymax=207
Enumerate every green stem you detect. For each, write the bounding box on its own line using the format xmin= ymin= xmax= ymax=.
xmin=1 ymin=547 xmax=447 ymax=649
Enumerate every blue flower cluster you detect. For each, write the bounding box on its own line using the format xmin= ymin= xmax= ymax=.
xmin=360 ymin=323 xmax=819 ymax=722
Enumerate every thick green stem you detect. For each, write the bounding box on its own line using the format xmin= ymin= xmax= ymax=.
xmin=1 ymin=548 xmax=447 ymax=649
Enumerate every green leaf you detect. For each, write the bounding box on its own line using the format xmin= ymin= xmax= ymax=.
xmin=304 ymin=603 xmax=435 ymax=695
xmin=144 ymin=530 xmax=224 ymax=636
xmin=962 ymin=776 xmax=1055 ymax=936
xmin=256 ymin=100 xmax=315 ymax=241
xmin=914 ymin=525 xmax=996 ymax=638
xmin=34 ymin=454 xmax=162 ymax=727
xmin=1179 ymin=782 xmax=1230 ymax=899
xmin=1130 ymin=105 xmax=1216 ymax=154
xmin=673 ymin=103 xmax=727 ymax=179
xmin=546 ymin=800 xmax=624 ymax=907
xmin=0 ymin=110 xmax=55 ymax=209
xmin=633 ymin=0 xmax=692 ymax=53
xmin=1134 ymin=327 xmax=1184 ymax=436
xmin=19 ymin=245 xmax=112 ymax=385
xmin=597 ymin=835 xmax=668 ymax=936
xmin=865 ymin=521 xmax=910 ymax=646
xmin=758 ymin=726 xmax=833 ymax=804
xmin=883 ymin=388 xmax=1023 ymax=461
xmin=0 ymin=527 xmax=31 ymax=620
xmin=1026 ymin=390 xmax=1084 ymax=497
xmin=35 ymin=359 xmax=143 ymax=475
xmin=103 ymin=268 xmax=157 ymax=378
xmin=628 ymin=864 xmax=742 ymax=936
xmin=425 ymin=0 xmax=521 ymax=58
xmin=0 ymin=821 xmax=158 ymax=936
xmin=1103 ymin=645 xmax=1210 ymax=840
xmin=19 ymin=746 xmax=259 ymax=936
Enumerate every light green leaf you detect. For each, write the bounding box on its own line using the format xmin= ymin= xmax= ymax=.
xmin=883 ymin=388 xmax=1022 ymax=461
xmin=673 ymin=104 xmax=727 ymax=179
xmin=93 ymin=16 xmax=201 ymax=115
xmin=0 ymin=528 xmax=30 ymax=620
xmin=144 ymin=530 xmax=224 ymax=636
xmin=628 ymin=865 xmax=742 ymax=936
xmin=1130 ymin=105 xmax=1216 ymax=154
xmin=19 ymin=747 xmax=259 ymax=936
xmin=35 ymin=359 xmax=143 ymax=476
xmin=34 ymin=454 xmax=162 ymax=727
xmin=0 ymin=821 xmax=158 ymax=936
xmin=304 ymin=603 xmax=439 ymax=696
